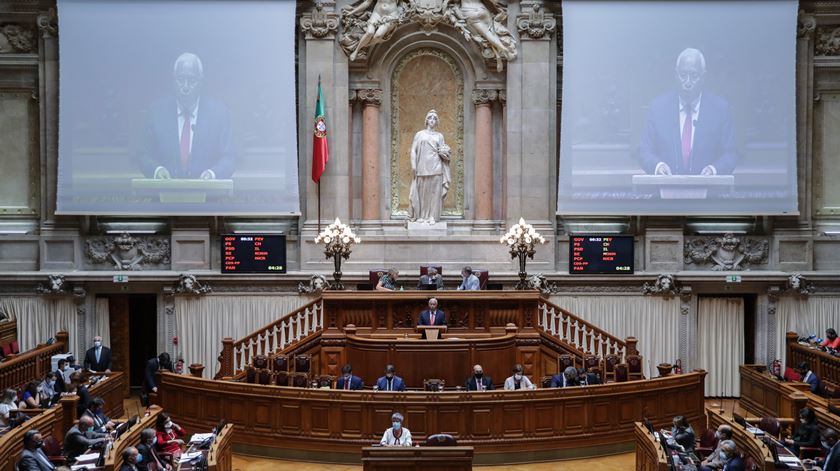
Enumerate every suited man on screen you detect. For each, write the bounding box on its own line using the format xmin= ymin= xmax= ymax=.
xmin=136 ymin=52 xmax=236 ymax=180
xmin=639 ymin=48 xmax=737 ymax=176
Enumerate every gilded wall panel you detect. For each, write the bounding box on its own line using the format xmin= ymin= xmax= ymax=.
xmin=0 ymin=91 xmax=37 ymax=216
xmin=390 ymin=48 xmax=464 ymax=217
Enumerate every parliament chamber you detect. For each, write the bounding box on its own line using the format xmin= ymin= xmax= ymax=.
xmin=3 ymin=0 xmax=840 ymax=469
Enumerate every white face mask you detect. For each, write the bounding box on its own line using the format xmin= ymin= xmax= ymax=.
xmin=514 ymin=374 xmax=523 ymax=381
xmin=165 ymin=421 xmax=173 ymax=429
xmin=94 ymin=341 xmax=102 ymax=348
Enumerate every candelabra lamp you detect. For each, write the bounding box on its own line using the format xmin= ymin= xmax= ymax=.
xmin=501 ymin=218 xmax=546 ymax=290
xmin=314 ymin=218 xmax=361 ymax=290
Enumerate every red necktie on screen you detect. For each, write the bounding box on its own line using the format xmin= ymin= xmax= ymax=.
xmin=430 ymin=311 xmax=435 ymax=325
xmin=180 ymin=110 xmax=191 ymax=173
xmin=681 ymin=104 xmax=692 ymax=169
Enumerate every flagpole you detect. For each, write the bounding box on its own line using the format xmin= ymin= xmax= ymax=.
xmin=317 ymin=74 xmax=322 ymax=235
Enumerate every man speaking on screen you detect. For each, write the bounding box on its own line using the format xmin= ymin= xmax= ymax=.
xmin=136 ymin=52 xmax=236 ymax=180
xmin=639 ymin=48 xmax=737 ymax=176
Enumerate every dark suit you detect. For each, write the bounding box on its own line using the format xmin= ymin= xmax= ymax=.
xmin=75 ymin=385 xmax=91 ymax=418
xmin=549 ymin=374 xmax=579 ymax=388
xmin=120 ymin=464 xmax=139 ymax=471
xmin=790 ymin=421 xmax=820 ymax=450
xmin=53 ymin=370 xmax=66 ymax=394
xmin=639 ymin=92 xmax=737 ymax=175
xmin=17 ymin=448 xmax=55 ymax=471
xmin=418 ymin=309 xmax=446 ymax=326
xmin=722 ymin=456 xmax=745 ymax=471
xmin=375 ymin=375 xmax=406 ymax=392
xmin=84 ymin=346 xmax=112 ymax=372
xmin=82 ymin=408 xmax=111 ymax=433
xmin=137 ymin=97 xmax=235 ymax=179
xmin=336 ymin=375 xmax=363 ymax=390
xmin=143 ymin=358 xmax=170 ymax=393
xmin=137 ymin=442 xmax=164 ymax=471
xmin=63 ymin=425 xmax=108 ymax=461
xmin=804 ymin=371 xmax=821 ymax=394
xmin=465 ymin=376 xmax=494 ymax=391
xmin=823 ymin=442 xmax=840 ymax=471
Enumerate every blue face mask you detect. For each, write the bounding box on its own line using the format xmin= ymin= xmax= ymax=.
xmin=136 ymin=454 xmax=143 ymax=463
xmin=719 ymin=451 xmax=727 ymax=461
xmin=392 ymin=422 xmax=401 ymax=430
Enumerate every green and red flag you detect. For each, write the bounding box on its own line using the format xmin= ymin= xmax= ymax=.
xmin=311 ymin=79 xmax=329 ymax=183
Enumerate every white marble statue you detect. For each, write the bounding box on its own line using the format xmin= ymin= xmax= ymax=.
xmin=342 ymin=0 xmax=404 ymax=62
xmin=409 ymin=110 xmax=451 ymax=224
xmin=451 ymin=0 xmax=517 ymax=71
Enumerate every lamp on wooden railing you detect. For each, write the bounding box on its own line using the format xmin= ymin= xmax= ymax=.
xmin=501 ymin=218 xmax=546 ymax=289
xmin=314 ymin=218 xmax=361 ymax=290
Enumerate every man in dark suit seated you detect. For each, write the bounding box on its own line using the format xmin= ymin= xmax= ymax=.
xmin=81 ymin=397 xmax=115 ymax=433
xmin=639 ymin=48 xmax=737 ymax=177
xmin=796 ymin=362 xmax=821 ymax=394
xmin=550 ymin=366 xmax=580 ymax=388
xmin=717 ymin=440 xmax=744 ymax=471
xmin=336 ymin=364 xmax=363 ymax=391
xmin=418 ymin=267 xmax=444 ymax=290
xmin=120 ymin=447 xmax=140 ymax=471
xmin=63 ymin=415 xmax=109 ymax=462
xmin=805 ymin=428 xmax=840 ymax=471
xmin=137 ymin=428 xmax=170 ymax=471
xmin=83 ymin=336 xmax=112 ymax=373
xmin=465 ymin=365 xmax=493 ymax=391
xmin=17 ymin=429 xmax=55 ymax=471
xmin=376 ymin=364 xmax=405 ymax=392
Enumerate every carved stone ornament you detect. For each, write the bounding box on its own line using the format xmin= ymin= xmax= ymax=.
xmin=524 ymin=273 xmax=560 ymax=296
xmin=786 ymin=274 xmax=815 ymax=295
xmin=641 ymin=274 xmax=679 ymax=297
xmin=471 ymin=89 xmax=500 ymax=106
xmin=357 ymin=88 xmax=383 ymax=106
xmin=84 ymin=232 xmax=171 ymax=271
xmin=0 ymin=24 xmax=37 ymax=53
xmin=798 ymin=13 xmax=816 ymax=39
xmin=340 ymin=0 xmax=518 ymax=71
xmin=36 ymin=9 xmax=58 ymax=38
xmin=516 ymin=3 xmax=557 ymax=40
xmin=36 ymin=275 xmax=70 ymax=295
xmin=174 ymin=274 xmax=211 ymax=295
xmin=298 ymin=274 xmax=329 ymax=294
xmin=816 ymin=25 xmax=840 ymax=56
xmin=683 ymin=233 xmax=769 ymax=271
xmin=300 ymin=1 xmax=340 ymax=39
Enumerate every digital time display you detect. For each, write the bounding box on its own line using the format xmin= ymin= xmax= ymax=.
xmin=221 ymin=234 xmax=287 ymax=274
xmin=569 ymin=235 xmax=634 ymax=274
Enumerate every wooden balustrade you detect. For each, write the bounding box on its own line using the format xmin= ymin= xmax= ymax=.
xmin=538 ymin=300 xmax=633 ymax=359
xmin=634 ymin=421 xmax=669 ymax=471
xmin=208 ymin=423 xmax=234 ymax=471
xmin=739 ymin=364 xmax=810 ymax=419
xmin=0 ymin=407 xmax=64 ymax=471
xmin=0 ymin=331 xmax=68 ymax=390
xmin=0 ymin=319 xmax=16 ymax=347
xmin=786 ymin=331 xmax=840 ymax=387
xmin=216 ymin=299 xmax=323 ymax=379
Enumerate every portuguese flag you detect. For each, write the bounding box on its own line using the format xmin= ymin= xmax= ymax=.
xmin=311 ymin=79 xmax=329 ymax=183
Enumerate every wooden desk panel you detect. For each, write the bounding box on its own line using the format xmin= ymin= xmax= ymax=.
xmin=361 ymin=446 xmax=473 ymax=471
xmin=103 ymin=405 xmax=162 ymax=471
xmin=706 ymin=407 xmax=775 ymax=471
xmin=0 ymin=407 xmax=63 ymax=471
xmin=157 ymin=370 xmax=706 ymax=461
xmin=208 ymin=424 xmax=234 ymax=471
xmin=739 ymin=364 xmax=813 ymax=420
xmin=634 ymin=422 xmax=668 ymax=471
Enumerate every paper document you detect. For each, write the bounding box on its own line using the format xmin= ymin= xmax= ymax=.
xmin=778 ymin=456 xmax=801 ymax=464
xmin=180 ymin=451 xmax=203 ymax=463
xmin=75 ymin=453 xmax=100 ymax=461
xmin=190 ymin=433 xmax=214 ymax=443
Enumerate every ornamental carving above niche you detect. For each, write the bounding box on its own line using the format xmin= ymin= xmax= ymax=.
xmin=0 ymin=24 xmax=36 ymax=53
xmin=816 ymin=25 xmax=840 ymax=55
xmin=340 ymin=0 xmax=519 ymax=71
xmin=683 ymin=233 xmax=769 ymax=271
xmin=84 ymin=232 xmax=170 ymax=270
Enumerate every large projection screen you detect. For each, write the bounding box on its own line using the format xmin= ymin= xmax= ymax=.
xmin=558 ymin=0 xmax=798 ymax=215
xmin=57 ymin=0 xmax=299 ymax=215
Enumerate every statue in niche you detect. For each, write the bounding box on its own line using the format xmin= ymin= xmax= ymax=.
xmin=342 ymin=0 xmax=405 ymax=62
xmin=450 ymin=0 xmax=517 ymax=72
xmin=409 ymin=110 xmax=451 ymax=225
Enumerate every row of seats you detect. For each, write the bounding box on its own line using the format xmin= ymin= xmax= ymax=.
xmin=0 ymin=340 xmax=20 ymax=360
xmin=557 ymin=353 xmax=645 ymax=382
xmin=368 ymin=267 xmax=490 ymax=289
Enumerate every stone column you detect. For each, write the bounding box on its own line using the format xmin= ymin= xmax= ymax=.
xmin=472 ymin=89 xmax=498 ymax=222
xmin=358 ymin=89 xmax=382 ymax=221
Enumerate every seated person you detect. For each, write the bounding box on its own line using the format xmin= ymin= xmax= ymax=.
xmin=823 ymin=329 xmax=840 ymax=350
xmin=63 ymin=415 xmax=109 ymax=462
xmin=418 ymin=298 xmax=446 ymax=327
xmin=418 ymin=267 xmax=444 ymax=290
xmin=804 ymin=428 xmax=840 ymax=471
xmin=457 ymin=266 xmax=480 ymax=291
xmin=716 ymin=440 xmax=744 ymax=471
xmin=700 ymin=424 xmax=732 ymax=471
xmin=550 ymin=366 xmax=580 ymax=388
xmin=0 ymin=388 xmax=16 ymax=429
xmin=504 ymin=364 xmax=535 ymax=390
xmin=582 ymin=368 xmax=602 ymax=385
xmin=17 ymin=429 xmax=55 ymax=471
xmin=465 ymin=364 xmax=493 ymax=391
xmin=376 ymin=268 xmax=399 ymax=291
xmin=664 ymin=415 xmax=696 ymax=453
xmin=336 ymin=364 xmax=364 ymax=390
xmin=155 ymin=412 xmax=186 ymax=462
xmin=120 ymin=447 xmax=140 ymax=471
xmin=376 ymin=365 xmax=405 ymax=392
xmin=174 ymin=358 xmax=186 ymax=375
xmin=138 ymin=427 xmax=170 ymax=470
xmin=380 ymin=412 xmax=412 ymax=447
xmin=784 ymin=407 xmax=820 ymax=453
xmin=797 ymin=361 xmax=821 ymax=393
xmin=37 ymin=372 xmax=60 ymax=407
xmin=69 ymin=372 xmax=91 ymax=418
xmin=20 ymin=382 xmax=39 ymax=409
xmin=81 ymin=397 xmax=115 ymax=433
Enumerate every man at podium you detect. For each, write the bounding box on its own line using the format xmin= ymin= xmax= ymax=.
xmin=418 ymin=298 xmax=446 ymax=327
xmin=639 ymin=48 xmax=737 ymax=176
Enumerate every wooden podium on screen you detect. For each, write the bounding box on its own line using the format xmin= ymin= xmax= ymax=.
xmin=361 ymin=446 xmax=473 ymax=471
xmin=416 ymin=325 xmax=447 ymax=340
xmin=131 ymin=178 xmax=234 ymax=203
xmin=632 ymin=175 xmax=734 ymax=199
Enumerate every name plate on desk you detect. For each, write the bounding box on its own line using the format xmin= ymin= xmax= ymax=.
xmin=416 ymin=325 xmax=447 ymax=341
xmin=632 ymin=175 xmax=734 ymax=199
xmin=131 ymin=178 xmax=234 ymax=203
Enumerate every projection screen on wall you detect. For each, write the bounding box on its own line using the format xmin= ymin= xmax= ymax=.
xmin=57 ymin=0 xmax=299 ymax=215
xmin=558 ymin=0 xmax=798 ymax=215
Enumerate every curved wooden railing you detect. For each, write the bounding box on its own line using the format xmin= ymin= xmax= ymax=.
xmin=216 ymin=299 xmax=323 ymax=379
xmin=0 ymin=407 xmax=64 ymax=471
xmin=208 ymin=423 xmax=234 ymax=471
xmin=103 ymin=405 xmax=162 ymax=471
xmin=537 ymin=300 xmax=634 ymax=358
xmin=0 ymin=331 xmax=68 ymax=390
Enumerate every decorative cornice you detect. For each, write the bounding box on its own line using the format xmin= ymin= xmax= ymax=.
xmin=356 ymin=88 xmax=382 ymax=106
xmin=641 ymin=274 xmax=679 ymax=297
xmin=471 ymin=89 xmax=500 ymax=106
xmin=683 ymin=233 xmax=769 ymax=271
xmin=516 ymin=3 xmax=557 ymax=40
xmin=0 ymin=23 xmax=36 ymax=53
xmin=300 ymin=1 xmax=339 ymax=40
xmin=84 ymin=232 xmax=171 ymax=271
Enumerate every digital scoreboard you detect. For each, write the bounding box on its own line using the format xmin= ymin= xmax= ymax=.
xmin=569 ymin=235 xmax=634 ymax=274
xmin=221 ymin=234 xmax=287 ymax=273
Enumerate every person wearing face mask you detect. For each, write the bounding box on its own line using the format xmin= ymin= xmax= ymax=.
xmin=119 ymin=447 xmax=140 ymax=471
xmin=550 ymin=366 xmax=580 ymax=388
xmin=155 ymin=412 xmax=186 ymax=462
xmin=379 ymin=412 xmax=412 ymax=447
xmin=83 ymin=335 xmax=112 ymax=373
xmin=803 ymin=428 xmax=840 ymax=471
xmin=37 ymin=372 xmax=60 ymax=407
xmin=699 ymin=424 xmax=732 ymax=471
xmin=504 ymin=364 xmax=535 ymax=390
xmin=137 ymin=428 xmax=170 ymax=471
xmin=336 ymin=364 xmax=364 ymax=391
xmin=375 ymin=365 xmax=405 ymax=392
xmin=717 ymin=440 xmax=744 ymax=471
xmin=53 ymin=359 xmax=68 ymax=393
xmin=665 ymin=415 xmax=696 ymax=453
xmin=639 ymin=48 xmax=737 ymax=176
xmin=0 ymin=388 xmax=17 ymax=429
xmin=17 ymin=429 xmax=55 ymax=471
xmin=466 ymin=364 xmax=494 ymax=391
xmin=63 ymin=415 xmax=109 ymax=462
xmin=82 ymin=397 xmax=115 ymax=433
xmin=784 ymin=407 xmax=821 ymax=454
